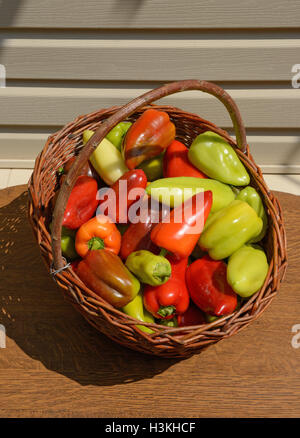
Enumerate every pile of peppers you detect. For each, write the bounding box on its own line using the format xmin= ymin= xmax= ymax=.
xmin=51 ymin=108 xmax=270 ymax=333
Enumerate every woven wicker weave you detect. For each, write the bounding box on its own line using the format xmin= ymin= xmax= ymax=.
xmin=28 ymin=80 xmax=287 ymax=358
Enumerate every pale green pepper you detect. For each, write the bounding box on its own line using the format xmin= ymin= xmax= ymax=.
xmin=188 ymin=131 xmax=250 ymax=186
xmin=227 ymin=244 xmax=269 ymax=297
xmin=199 ymin=200 xmax=263 ymax=260
xmin=83 ymin=129 xmax=128 ymax=185
xmin=125 ymin=250 xmax=171 ymax=286
xmin=122 ymin=290 xmax=155 ymax=334
xmin=106 ymin=122 xmax=132 ymax=151
xmin=146 ymin=177 xmax=235 ymax=212
xmin=138 ymin=154 xmax=164 ymax=181
xmin=236 ymin=186 xmax=268 ymax=242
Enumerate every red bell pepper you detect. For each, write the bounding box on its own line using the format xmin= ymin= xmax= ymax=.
xmin=143 ymin=254 xmax=189 ymax=319
xmin=151 ymin=190 xmax=212 ymax=258
xmin=119 ymin=197 xmax=161 ymax=260
xmin=123 ymin=109 xmax=176 ymax=170
xmin=62 ymin=175 xmax=99 ymax=229
xmin=177 ymin=303 xmax=206 ymax=327
xmin=186 ymin=255 xmax=237 ymax=316
xmin=163 ymin=140 xmax=207 ymax=178
xmin=52 ymin=158 xmax=101 ymax=211
xmin=98 ymin=169 xmax=147 ymax=223
xmin=70 ymin=259 xmax=80 ymax=272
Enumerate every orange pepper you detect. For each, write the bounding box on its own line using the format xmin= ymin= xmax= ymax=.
xmin=150 ymin=191 xmax=212 ymax=258
xmin=75 ymin=215 xmax=121 ymax=258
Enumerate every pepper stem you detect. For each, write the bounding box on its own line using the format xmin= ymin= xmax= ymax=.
xmin=157 ymin=305 xmax=176 ymax=318
xmin=153 ymin=262 xmax=171 ymax=283
xmin=88 ymin=237 xmax=105 ymax=251
xmin=159 ymin=248 xmax=168 ymax=257
xmin=159 ymin=318 xmax=178 ymax=327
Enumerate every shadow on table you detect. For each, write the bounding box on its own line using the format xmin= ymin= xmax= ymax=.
xmin=0 ymin=190 xmax=182 ymax=386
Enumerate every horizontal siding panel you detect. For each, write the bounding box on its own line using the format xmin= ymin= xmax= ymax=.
xmin=1 ymin=132 xmax=300 ymax=174
xmin=250 ymin=135 xmax=300 ymax=173
xmin=263 ymin=175 xmax=300 ymax=196
xmin=0 ymin=0 xmax=299 ymax=29
xmin=6 ymin=168 xmax=32 ymax=186
xmin=0 ymin=132 xmax=49 ymax=167
xmin=0 ymin=37 xmax=299 ymax=81
xmin=0 ymin=87 xmax=298 ymax=128
xmin=0 ymin=169 xmax=10 ymax=188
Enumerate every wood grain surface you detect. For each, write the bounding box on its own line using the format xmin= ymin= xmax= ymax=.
xmin=0 ymin=185 xmax=299 ymax=418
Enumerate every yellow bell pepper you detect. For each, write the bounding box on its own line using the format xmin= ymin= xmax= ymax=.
xmin=83 ymin=129 xmax=128 ymax=185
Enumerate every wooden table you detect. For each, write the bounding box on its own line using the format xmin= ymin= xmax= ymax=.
xmin=0 ymin=185 xmax=299 ymax=418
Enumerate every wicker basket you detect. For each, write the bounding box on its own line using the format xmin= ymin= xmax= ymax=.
xmin=28 ymin=80 xmax=287 ymax=358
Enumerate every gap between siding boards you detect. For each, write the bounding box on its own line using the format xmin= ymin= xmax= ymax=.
xmin=0 ymin=161 xmax=300 ymax=174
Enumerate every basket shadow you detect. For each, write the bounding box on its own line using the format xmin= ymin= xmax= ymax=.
xmin=0 ymin=190 xmax=182 ymax=386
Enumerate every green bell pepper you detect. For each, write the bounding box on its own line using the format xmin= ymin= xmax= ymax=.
xmin=146 ymin=177 xmax=235 ymax=212
xmin=83 ymin=129 xmax=128 ymax=185
xmin=122 ymin=290 xmax=155 ymax=334
xmin=227 ymin=244 xmax=269 ymax=297
xmin=236 ymin=186 xmax=268 ymax=242
xmin=188 ymin=131 xmax=250 ymax=186
xmin=138 ymin=154 xmax=164 ymax=181
xmin=50 ymin=223 xmax=78 ymax=260
xmin=61 ymin=228 xmax=78 ymax=260
xmin=125 ymin=250 xmax=171 ymax=286
xmin=205 ymin=314 xmax=219 ymax=323
xmin=117 ymin=223 xmax=130 ymax=236
xmin=106 ymin=122 xmax=132 ymax=151
xmin=199 ymin=200 xmax=263 ymax=260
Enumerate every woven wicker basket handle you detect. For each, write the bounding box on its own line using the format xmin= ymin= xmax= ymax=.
xmin=52 ymin=79 xmax=247 ymax=268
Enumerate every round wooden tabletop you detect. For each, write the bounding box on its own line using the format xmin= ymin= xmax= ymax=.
xmin=0 ymin=185 xmax=299 ymax=418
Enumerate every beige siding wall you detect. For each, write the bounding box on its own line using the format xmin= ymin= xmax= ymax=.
xmin=0 ymin=0 xmax=299 ymax=173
